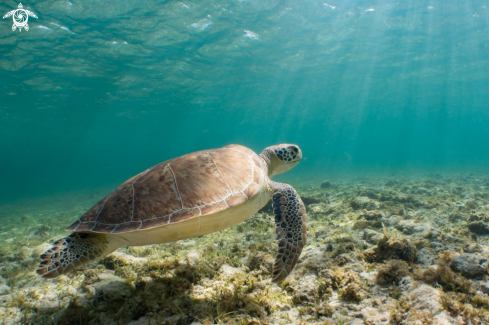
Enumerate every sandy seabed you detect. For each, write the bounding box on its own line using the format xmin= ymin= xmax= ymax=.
xmin=1 ymin=173 xmax=489 ymax=325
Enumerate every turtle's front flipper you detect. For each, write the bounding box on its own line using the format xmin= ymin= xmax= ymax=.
xmin=270 ymin=182 xmax=307 ymax=282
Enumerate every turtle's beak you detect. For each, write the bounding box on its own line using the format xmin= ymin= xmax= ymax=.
xmin=288 ymin=145 xmax=302 ymax=164
xmin=294 ymin=147 xmax=302 ymax=163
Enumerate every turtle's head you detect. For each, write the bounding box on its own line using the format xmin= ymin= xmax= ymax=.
xmin=260 ymin=144 xmax=302 ymax=177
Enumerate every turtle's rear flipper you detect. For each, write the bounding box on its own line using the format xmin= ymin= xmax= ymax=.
xmin=36 ymin=232 xmax=113 ymax=278
xmin=270 ymin=183 xmax=307 ymax=283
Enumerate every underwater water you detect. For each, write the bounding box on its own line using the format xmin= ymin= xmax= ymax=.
xmin=2 ymin=0 xmax=489 ymax=324
xmin=1 ymin=0 xmax=489 ymax=202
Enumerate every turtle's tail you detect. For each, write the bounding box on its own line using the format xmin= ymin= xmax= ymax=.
xmin=36 ymin=232 xmax=117 ymax=278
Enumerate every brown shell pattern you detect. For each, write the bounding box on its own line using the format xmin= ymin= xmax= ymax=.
xmin=66 ymin=145 xmax=265 ymax=234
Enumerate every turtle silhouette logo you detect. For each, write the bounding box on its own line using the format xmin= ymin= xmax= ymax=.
xmin=3 ymin=3 xmax=38 ymax=32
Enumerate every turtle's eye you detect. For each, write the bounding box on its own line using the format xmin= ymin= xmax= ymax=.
xmin=284 ymin=145 xmax=301 ymax=163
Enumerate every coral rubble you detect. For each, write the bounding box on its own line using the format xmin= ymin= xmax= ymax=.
xmin=1 ymin=173 xmax=489 ymax=324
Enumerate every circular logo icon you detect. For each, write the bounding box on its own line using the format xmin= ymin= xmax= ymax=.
xmin=3 ymin=3 xmax=38 ymax=32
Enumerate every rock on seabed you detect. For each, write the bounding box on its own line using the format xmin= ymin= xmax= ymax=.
xmin=449 ymin=253 xmax=489 ymax=278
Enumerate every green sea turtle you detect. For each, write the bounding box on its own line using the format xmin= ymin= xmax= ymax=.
xmin=37 ymin=144 xmax=307 ymax=282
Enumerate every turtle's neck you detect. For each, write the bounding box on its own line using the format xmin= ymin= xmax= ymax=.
xmin=259 ymin=148 xmax=275 ymax=177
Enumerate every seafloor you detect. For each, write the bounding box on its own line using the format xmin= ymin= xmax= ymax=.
xmin=1 ymin=173 xmax=489 ymax=325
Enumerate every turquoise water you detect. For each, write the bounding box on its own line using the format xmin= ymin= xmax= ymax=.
xmin=1 ymin=0 xmax=489 ymax=204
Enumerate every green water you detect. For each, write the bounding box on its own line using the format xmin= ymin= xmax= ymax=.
xmin=1 ymin=0 xmax=489 ymax=204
